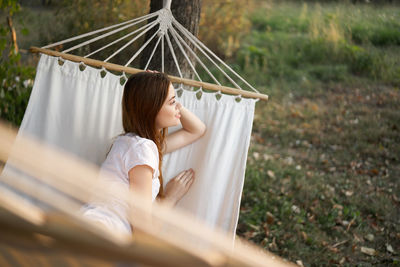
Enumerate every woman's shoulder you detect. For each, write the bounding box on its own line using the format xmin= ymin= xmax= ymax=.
xmin=119 ymin=133 xmax=156 ymax=146
xmin=115 ymin=133 xmax=158 ymax=155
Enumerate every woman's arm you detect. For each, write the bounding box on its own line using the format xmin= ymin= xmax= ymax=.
xmin=128 ymin=165 xmax=153 ymax=210
xmin=164 ymin=104 xmax=206 ymax=154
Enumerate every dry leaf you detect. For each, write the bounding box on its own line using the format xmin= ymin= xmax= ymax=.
xmin=292 ymin=205 xmax=300 ymax=214
xmin=328 ymin=247 xmax=339 ymax=253
xmin=267 ymin=170 xmax=275 ymax=179
xmin=370 ymin=169 xmax=379 ymax=175
xmin=253 ymin=152 xmax=260 ymax=160
xmin=263 ymin=153 xmax=273 ymax=161
xmin=353 ymin=233 xmax=363 ymax=243
xmin=361 ymin=246 xmax=376 ymax=256
xmin=301 ymin=231 xmax=308 ymax=241
xmin=266 ymin=211 xmax=275 ymax=225
xmin=365 ymin=234 xmax=374 ymax=242
xmin=386 ymin=244 xmax=394 ymax=254
xmin=345 ymin=190 xmax=354 ymax=197
xmin=311 ymin=103 xmax=319 ymax=112
xmin=269 ymin=237 xmax=278 ymax=251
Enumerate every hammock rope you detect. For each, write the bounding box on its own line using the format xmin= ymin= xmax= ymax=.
xmin=32 ymin=0 xmax=267 ymax=101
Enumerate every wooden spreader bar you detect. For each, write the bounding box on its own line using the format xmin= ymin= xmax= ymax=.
xmin=30 ymin=47 xmax=269 ymax=101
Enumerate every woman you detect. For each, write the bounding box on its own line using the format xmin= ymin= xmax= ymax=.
xmin=83 ymin=71 xmax=206 ymax=234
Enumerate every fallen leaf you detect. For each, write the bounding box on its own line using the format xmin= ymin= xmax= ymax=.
xmin=266 ymin=212 xmax=275 ymax=225
xmin=370 ymin=169 xmax=379 ymax=175
xmin=292 ymin=205 xmax=300 ymax=214
xmin=291 ymin=110 xmax=304 ymax=118
xmin=361 ymin=247 xmax=376 ymax=256
xmin=269 ymin=237 xmax=278 ymax=251
xmin=243 ymin=231 xmax=258 ymax=239
xmin=333 ymin=204 xmax=343 ymax=210
xmin=263 ymin=154 xmax=273 ymax=161
xmin=386 ymin=244 xmax=394 ymax=254
xmin=253 ymin=134 xmax=265 ymax=144
xmin=253 ymin=152 xmax=260 ymax=160
xmin=346 ymin=218 xmax=356 ymax=231
xmin=267 ymin=170 xmax=275 ymax=179
xmin=248 ymin=223 xmax=260 ymax=231
xmin=345 ymin=190 xmax=353 ymax=197
xmin=328 ymin=247 xmax=339 ymax=253
xmin=261 ymin=237 xmax=268 ymax=246
xmin=301 ymin=231 xmax=307 ymax=241
xmin=365 ymin=234 xmax=374 ymax=242
xmin=310 ymin=103 xmax=319 ymax=112
xmin=341 ymin=220 xmax=349 ymax=227
xmin=353 ymin=233 xmax=363 ymax=243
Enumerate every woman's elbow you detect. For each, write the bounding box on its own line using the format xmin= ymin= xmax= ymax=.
xmin=199 ymin=123 xmax=206 ymax=137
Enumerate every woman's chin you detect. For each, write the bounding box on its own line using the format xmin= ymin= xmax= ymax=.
xmin=164 ymin=120 xmax=180 ymax=129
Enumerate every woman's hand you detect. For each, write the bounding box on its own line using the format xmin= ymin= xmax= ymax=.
xmin=164 ymin=104 xmax=206 ymax=154
xmin=176 ymin=102 xmax=182 ymax=111
xmin=163 ymin=169 xmax=195 ymax=206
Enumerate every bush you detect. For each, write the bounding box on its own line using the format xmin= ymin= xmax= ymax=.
xmin=351 ymin=24 xmax=400 ymax=46
xmin=0 ymin=1 xmax=35 ymax=126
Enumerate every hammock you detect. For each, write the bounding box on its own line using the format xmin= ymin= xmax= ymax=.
xmin=1 ymin=0 xmax=268 ymax=240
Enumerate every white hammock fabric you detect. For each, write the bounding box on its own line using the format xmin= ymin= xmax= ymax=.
xmin=2 ymin=54 xmax=256 ymax=239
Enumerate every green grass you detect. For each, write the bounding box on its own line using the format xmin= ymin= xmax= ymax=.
xmin=236 ymin=2 xmax=400 ymax=265
xmin=239 ymin=83 xmax=400 ymax=266
xmin=233 ymin=1 xmax=400 ymax=95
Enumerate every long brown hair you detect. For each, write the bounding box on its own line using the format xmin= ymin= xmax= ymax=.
xmin=121 ymin=72 xmax=170 ymax=197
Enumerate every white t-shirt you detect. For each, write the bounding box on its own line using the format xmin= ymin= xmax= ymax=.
xmin=82 ymin=133 xmax=161 ymax=234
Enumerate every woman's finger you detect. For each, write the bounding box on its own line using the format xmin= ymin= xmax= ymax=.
xmin=175 ymin=170 xmax=187 ymax=180
xmin=182 ymin=169 xmax=193 ymax=179
xmin=183 ymin=171 xmax=194 ymax=184
xmin=184 ymin=173 xmax=195 ymax=187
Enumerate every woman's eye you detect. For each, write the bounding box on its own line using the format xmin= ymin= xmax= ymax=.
xmin=171 ymin=100 xmax=176 ymax=105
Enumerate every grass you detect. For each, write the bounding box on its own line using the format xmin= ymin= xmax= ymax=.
xmin=239 ymin=83 xmax=400 ymax=265
xmin=236 ymin=1 xmax=400 ymax=266
xmin=233 ymin=1 xmax=400 ymax=94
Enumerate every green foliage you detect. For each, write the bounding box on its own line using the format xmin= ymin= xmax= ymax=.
xmin=351 ymin=23 xmax=400 ymax=46
xmin=0 ymin=0 xmax=19 ymax=15
xmin=232 ymin=2 xmax=400 ymax=92
xmin=0 ymin=0 xmax=35 ymax=126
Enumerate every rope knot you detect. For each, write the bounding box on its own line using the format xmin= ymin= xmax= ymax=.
xmin=157 ymin=9 xmax=173 ymax=37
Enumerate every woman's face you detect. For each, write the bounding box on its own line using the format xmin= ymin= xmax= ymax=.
xmin=155 ymin=83 xmax=181 ymax=130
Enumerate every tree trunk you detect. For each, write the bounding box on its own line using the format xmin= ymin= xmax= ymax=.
xmin=139 ymin=0 xmax=202 ymax=79
xmin=7 ymin=15 xmax=18 ymax=55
